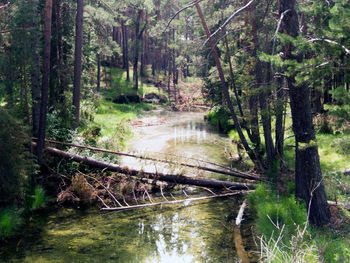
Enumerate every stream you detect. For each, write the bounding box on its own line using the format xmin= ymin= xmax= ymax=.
xmin=0 ymin=110 xmax=257 ymax=263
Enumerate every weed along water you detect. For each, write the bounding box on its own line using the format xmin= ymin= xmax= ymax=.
xmin=0 ymin=110 xmax=257 ymax=263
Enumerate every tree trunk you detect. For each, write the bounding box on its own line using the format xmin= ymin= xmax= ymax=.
xmin=97 ymin=53 xmax=101 ymax=92
xmin=279 ymin=0 xmax=330 ymax=226
xmin=72 ymin=0 xmax=84 ymax=130
xmin=249 ymin=2 xmax=275 ymax=167
xmin=195 ymin=3 xmax=265 ymax=171
xmin=30 ymin=0 xmax=41 ymax=138
xmin=37 ymin=0 xmax=53 ymax=164
xmin=133 ymin=9 xmax=142 ymax=91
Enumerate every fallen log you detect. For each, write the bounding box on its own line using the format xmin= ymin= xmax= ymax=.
xmin=33 ymin=138 xmax=263 ymax=181
xmin=327 ymin=201 xmax=350 ymax=211
xmin=37 ymin=143 xmax=256 ymax=190
xmin=234 ymin=200 xmax=250 ymax=263
xmin=235 ymin=200 xmax=247 ymax=227
xmin=101 ymin=191 xmax=252 ymax=211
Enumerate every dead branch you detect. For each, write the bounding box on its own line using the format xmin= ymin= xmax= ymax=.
xmin=308 ymin=38 xmax=350 ymax=56
xmin=101 ymin=191 xmax=252 ymax=211
xmin=79 ymin=171 xmax=123 ymax=207
xmin=203 ymin=0 xmax=255 ymax=46
xmin=163 ymin=0 xmax=204 ymax=33
xmin=235 ymin=200 xmax=247 ymax=227
xmin=328 ymin=201 xmax=350 ymax=211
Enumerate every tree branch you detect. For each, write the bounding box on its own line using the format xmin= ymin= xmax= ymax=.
xmin=203 ymin=0 xmax=255 ymax=46
xmin=163 ymin=0 xmax=204 ymax=33
xmin=308 ymin=38 xmax=350 ymax=56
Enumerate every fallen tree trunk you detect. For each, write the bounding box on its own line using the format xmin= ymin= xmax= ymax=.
xmin=327 ymin=201 xmax=350 ymax=211
xmin=101 ymin=191 xmax=252 ymax=211
xmin=37 ymin=143 xmax=256 ymax=190
xmin=33 ymin=138 xmax=263 ymax=181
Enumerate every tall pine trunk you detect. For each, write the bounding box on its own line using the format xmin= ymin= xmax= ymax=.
xmin=279 ymin=0 xmax=330 ymax=226
xmin=72 ymin=0 xmax=84 ymax=130
xmin=30 ymin=0 xmax=41 ymax=139
xmin=37 ymin=0 xmax=53 ymax=164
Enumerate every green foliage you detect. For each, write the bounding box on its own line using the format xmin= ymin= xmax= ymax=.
xmin=323 ymin=238 xmax=350 ymax=262
xmin=248 ymin=184 xmax=308 ymax=243
xmin=46 ymin=108 xmax=73 ymax=142
xmin=205 ymin=106 xmax=234 ymax=134
xmin=0 ymin=207 xmax=23 ymax=240
xmin=0 ymin=108 xmax=31 ymax=205
xmin=31 ymin=187 xmax=48 ymax=210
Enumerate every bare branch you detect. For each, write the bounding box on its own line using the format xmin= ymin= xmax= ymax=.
xmin=203 ymin=0 xmax=255 ymax=46
xmin=271 ymin=9 xmax=291 ymax=74
xmin=308 ymin=38 xmax=350 ymax=56
xmin=163 ymin=0 xmax=204 ymax=33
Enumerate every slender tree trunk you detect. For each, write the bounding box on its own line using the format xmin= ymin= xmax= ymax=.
xmin=23 ymin=46 xmax=30 ymax=125
xmin=195 ymin=3 xmax=265 ymax=171
xmin=123 ymin=23 xmax=130 ymax=82
xmin=30 ymin=0 xmax=41 ymax=138
xmin=97 ymin=53 xmax=101 ymax=92
xmin=249 ymin=2 xmax=275 ymax=166
xmin=72 ymin=0 xmax=84 ymax=130
xmin=275 ymin=76 xmax=285 ymax=164
xmin=279 ymin=0 xmax=330 ymax=226
xmin=37 ymin=0 xmax=53 ymax=164
xmin=133 ymin=10 xmax=142 ymax=91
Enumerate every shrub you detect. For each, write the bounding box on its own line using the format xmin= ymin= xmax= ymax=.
xmin=0 ymin=207 xmax=23 ymax=240
xmin=31 ymin=186 xmax=48 ymax=210
xmin=205 ymin=105 xmax=235 ymax=133
xmin=0 ymin=108 xmax=31 ymax=205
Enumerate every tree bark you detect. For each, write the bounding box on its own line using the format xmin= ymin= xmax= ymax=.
xmin=37 ymin=0 xmax=53 ymax=164
xmin=279 ymin=0 xmax=330 ymax=226
xmin=72 ymin=0 xmax=84 ymax=130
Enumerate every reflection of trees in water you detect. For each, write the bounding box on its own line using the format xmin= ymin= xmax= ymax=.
xmin=1 ymin=198 xmax=255 ymax=263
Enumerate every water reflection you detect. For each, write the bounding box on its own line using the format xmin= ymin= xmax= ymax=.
xmin=0 ymin=198 xmax=256 ymax=263
xmin=120 ymin=112 xmax=231 ymax=176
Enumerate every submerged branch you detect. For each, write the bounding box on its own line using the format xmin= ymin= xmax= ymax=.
xmin=101 ymin=191 xmax=252 ymax=211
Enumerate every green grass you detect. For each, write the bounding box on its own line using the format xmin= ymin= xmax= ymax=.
xmin=103 ymin=67 xmax=166 ymax=98
xmin=317 ymin=133 xmax=350 ymax=173
xmin=86 ymin=67 xmax=160 ymax=150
